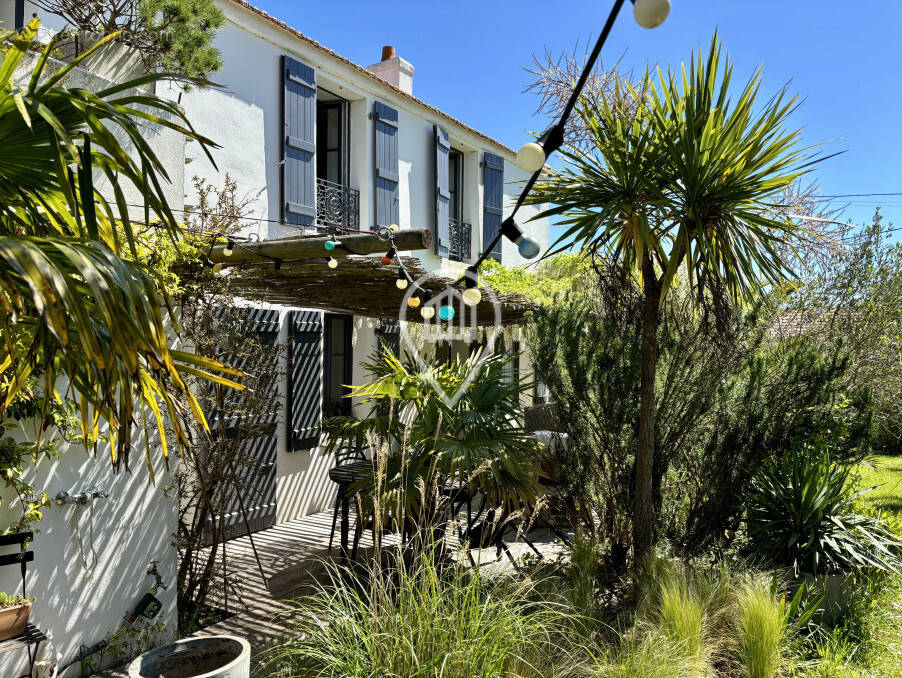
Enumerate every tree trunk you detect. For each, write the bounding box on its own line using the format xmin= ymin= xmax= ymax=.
xmin=633 ymin=253 xmax=661 ymax=570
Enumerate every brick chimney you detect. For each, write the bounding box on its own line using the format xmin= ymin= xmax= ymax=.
xmin=365 ymin=45 xmax=414 ymax=95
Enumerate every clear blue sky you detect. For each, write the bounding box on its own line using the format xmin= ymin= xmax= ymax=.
xmin=254 ymin=0 xmax=902 ymax=234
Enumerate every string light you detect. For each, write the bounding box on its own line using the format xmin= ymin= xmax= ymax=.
xmin=420 ymin=290 xmax=435 ymax=319
xmin=223 ymin=238 xmax=235 ymax=257
xmin=462 ymin=266 xmax=482 ymax=306
xmin=396 ymin=268 xmax=409 ymax=290
xmin=327 ymin=257 xmax=338 ymax=269
xmin=439 ymin=304 xmax=455 ymax=321
xmin=324 ymin=239 xmax=338 ymax=251
xmin=381 ymin=246 xmax=397 ymax=266
xmin=407 ymin=290 xmax=422 ymax=308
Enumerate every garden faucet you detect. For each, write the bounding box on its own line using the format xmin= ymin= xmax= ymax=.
xmin=55 ymin=485 xmax=110 ymax=506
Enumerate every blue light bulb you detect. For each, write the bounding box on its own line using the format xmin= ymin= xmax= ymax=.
xmin=324 ymin=240 xmax=336 ymax=251
xmin=518 ymin=236 xmax=541 ymax=259
xmin=439 ymin=305 xmax=455 ymax=321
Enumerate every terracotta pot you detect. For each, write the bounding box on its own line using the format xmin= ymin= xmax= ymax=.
xmin=0 ymin=601 xmax=31 ymax=641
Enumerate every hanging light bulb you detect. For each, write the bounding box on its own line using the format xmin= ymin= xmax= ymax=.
xmin=389 ymin=224 xmax=399 ymax=232
xmin=633 ymin=0 xmax=670 ymax=29
xmin=462 ymin=266 xmax=482 ymax=306
xmin=500 ymin=217 xmax=542 ymax=259
xmin=327 ymin=257 xmax=338 ymax=269
xmin=439 ymin=304 xmax=455 ymax=321
xmin=381 ymin=245 xmax=397 ymax=266
xmin=516 ymin=125 xmax=563 ymax=174
xmin=420 ymin=305 xmax=435 ymax=319
xmin=324 ymin=239 xmax=337 ymax=251
xmin=407 ymin=291 xmax=422 ymax=309
xmin=396 ymin=268 xmax=409 ymax=290
xmin=223 ymin=239 xmax=235 ymax=257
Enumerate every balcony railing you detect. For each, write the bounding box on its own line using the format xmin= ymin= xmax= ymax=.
xmin=448 ymin=218 xmax=472 ymax=262
xmin=316 ymin=178 xmax=360 ymax=231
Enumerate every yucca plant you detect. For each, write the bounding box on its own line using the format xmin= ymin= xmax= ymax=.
xmin=529 ymin=34 xmax=824 ymax=566
xmin=0 ymin=19 xmax=240 ymax=469
xmin=747 ymin=450 xmax=902 ymax=576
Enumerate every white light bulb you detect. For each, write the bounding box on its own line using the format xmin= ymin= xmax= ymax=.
xmin=462 ymin=288 xmax=482 ymax=306
xmin=516 ymin=141 xmax=546 ymax=173
xmin=633 ymin=0 xmax=670 ymax=29
xmin=396 ymin=278 xmax=409 ymax=290
xmin=223 ymin=246 xmax=233 ymax=257
xmin=327 ymin=257 xmax=338 ymax=269
xmin=420 ymin=306 xmax=435 ymax=320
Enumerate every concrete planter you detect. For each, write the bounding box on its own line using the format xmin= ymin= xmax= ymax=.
xmin=797 ymin=572 xmax=852 ymax=625
xmin=0 ymin=601 xmax=31 ymax=641
xmin=128 ymin=635 xmax=250 ymax=678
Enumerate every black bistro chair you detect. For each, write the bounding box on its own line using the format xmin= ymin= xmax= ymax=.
xmin=0 ymin=531 xmax=47 ymax=678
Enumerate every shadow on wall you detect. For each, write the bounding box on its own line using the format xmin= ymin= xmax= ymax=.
xmin=0 ymin=423 xmax=178 ymax=676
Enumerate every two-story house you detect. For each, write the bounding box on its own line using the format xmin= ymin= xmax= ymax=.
xmin=167 ymin=0 xmax=551 ymax=535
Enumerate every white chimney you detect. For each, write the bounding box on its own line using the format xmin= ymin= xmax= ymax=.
xmin=366 ymin=45 xmax=414 ymax=95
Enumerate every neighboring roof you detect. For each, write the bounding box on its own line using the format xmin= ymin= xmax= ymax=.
xmin=228 ymin=0 xmax=517 ymax=158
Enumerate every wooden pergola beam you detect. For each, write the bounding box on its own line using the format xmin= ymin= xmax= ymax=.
xmin=210 ymin=228 xmax=433 ymax=264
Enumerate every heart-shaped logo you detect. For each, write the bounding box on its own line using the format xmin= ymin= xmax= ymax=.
xmin=398 ymin=272 xmax=502 ymax=407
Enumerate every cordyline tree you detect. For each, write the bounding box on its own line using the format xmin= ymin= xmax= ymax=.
xmin=529 ymin=35 xmax=826 ymax=566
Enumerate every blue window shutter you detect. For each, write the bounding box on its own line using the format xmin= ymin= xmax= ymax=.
xmin=483 ymin=152 xmax=504 ymax=262
xmin=434 ymin=125 xmax=451 ymax=257
xmin=282 ymin=55 xmax=316 ymax=227
xmin=287 ymin=310 xmax=323 ymax=451
xmin=373 ymin=101 xmax=399 ymax=228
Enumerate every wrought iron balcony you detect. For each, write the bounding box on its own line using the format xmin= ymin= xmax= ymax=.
xmin=448 ymin=218 xmax=472 ymax=262
xmin=315 ymin=178 xmax=360 ymax=231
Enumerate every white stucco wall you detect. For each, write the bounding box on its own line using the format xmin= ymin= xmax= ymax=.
xmin=0 ymin=428 xmax=178 ymax=676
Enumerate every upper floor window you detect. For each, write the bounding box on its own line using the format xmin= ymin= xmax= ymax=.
xmin=448 ymin=149 xmax=462 ymax=222
xmin=316 ymin=98 xmax=346 ymax=186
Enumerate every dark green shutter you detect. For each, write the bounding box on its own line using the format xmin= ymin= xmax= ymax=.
xmin=434 ymin=125 xmax=450 ymax=256
xmin=483 ymin=152 xmax=504 ymax=262
xmin=374 ymin=101 xmax=399 ymax=227
xmin=282 ymin=55 xmax=317 ymax=227
xmin=287 ymin=310 xmax=323 ymax=451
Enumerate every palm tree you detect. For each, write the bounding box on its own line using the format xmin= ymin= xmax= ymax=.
xmin=530 ymin=35 xmax=821 ymax=566
xmin=323 ymin=347 xmax=542 ymax=546
xmin=0 ymin=19 xmax=241 ymax=470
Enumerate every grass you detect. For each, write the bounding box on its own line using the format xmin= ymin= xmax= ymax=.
xmin=858 ymin=454 xmax=902 ymax=518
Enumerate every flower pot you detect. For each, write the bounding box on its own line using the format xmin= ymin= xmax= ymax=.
xmin=797 ymin=572 xmax=852 ymax=625
xmin=0 ymin=601 xmax=31 ymax=641
xmin=128 ymin=635 xmax=250 ymax=678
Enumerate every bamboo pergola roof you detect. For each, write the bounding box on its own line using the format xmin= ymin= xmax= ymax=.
xmin=210 ymin=229 xmax=535 ymax=324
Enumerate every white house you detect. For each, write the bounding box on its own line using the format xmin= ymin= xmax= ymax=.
xmin=168 ymin=0 xmax=551 ymax=532
xmin=0 ymin=1 xmax=549 ymax=673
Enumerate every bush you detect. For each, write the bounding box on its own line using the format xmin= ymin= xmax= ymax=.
xmin=746 ymin=448 xmax=902 ymax=576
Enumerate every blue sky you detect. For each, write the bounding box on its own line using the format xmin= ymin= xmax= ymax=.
xmin=255 ymin=0 xmax=902 ymax=234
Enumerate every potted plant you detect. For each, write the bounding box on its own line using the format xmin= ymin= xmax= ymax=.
xmin=0 ymin=592 xmax=33 ymax=641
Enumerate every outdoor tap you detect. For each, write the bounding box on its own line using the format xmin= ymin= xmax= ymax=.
xmin=146 ymin=560 xmax=167 ymax=591
xmin=55 ymin=491 xmax=87 ymax=506
xmin=86 ymin=485 xmax=109 ymax=499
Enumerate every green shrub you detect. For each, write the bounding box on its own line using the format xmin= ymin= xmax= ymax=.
xmin=747 ymin=449 xmax=902 ymax=576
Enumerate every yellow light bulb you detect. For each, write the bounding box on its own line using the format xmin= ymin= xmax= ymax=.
xmin=407 ymin=295 xmax=421 ymax=309
xmin=212 ymin=263 xmax=223 ymax=273
xmin=462 ymin=288 xmax=482 ymax=306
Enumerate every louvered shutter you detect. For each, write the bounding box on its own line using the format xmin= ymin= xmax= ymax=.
xmin=208 ymin=307 xmax=280 ymax=536
xmin=483 ymin=152 xmax=504 ymax=262
xmin=376 ymin=319 xmax=401 ymax=358
xmin=287 ymin=310 xmax=323 ymax=451
xmin=281 ymin=55 xmax=317 ymax=227
xmin=373 ymin=101 xmax=399 ymax=227
xmin=434 ymin=125 xmax=451 ymax=257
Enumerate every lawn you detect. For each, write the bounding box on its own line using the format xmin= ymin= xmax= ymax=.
xmin=858 ymin=455 xmax=902 ymax=519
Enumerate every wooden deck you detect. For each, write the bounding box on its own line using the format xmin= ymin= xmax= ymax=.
xmin=99 ymin=506 xmax=567 ymax=676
